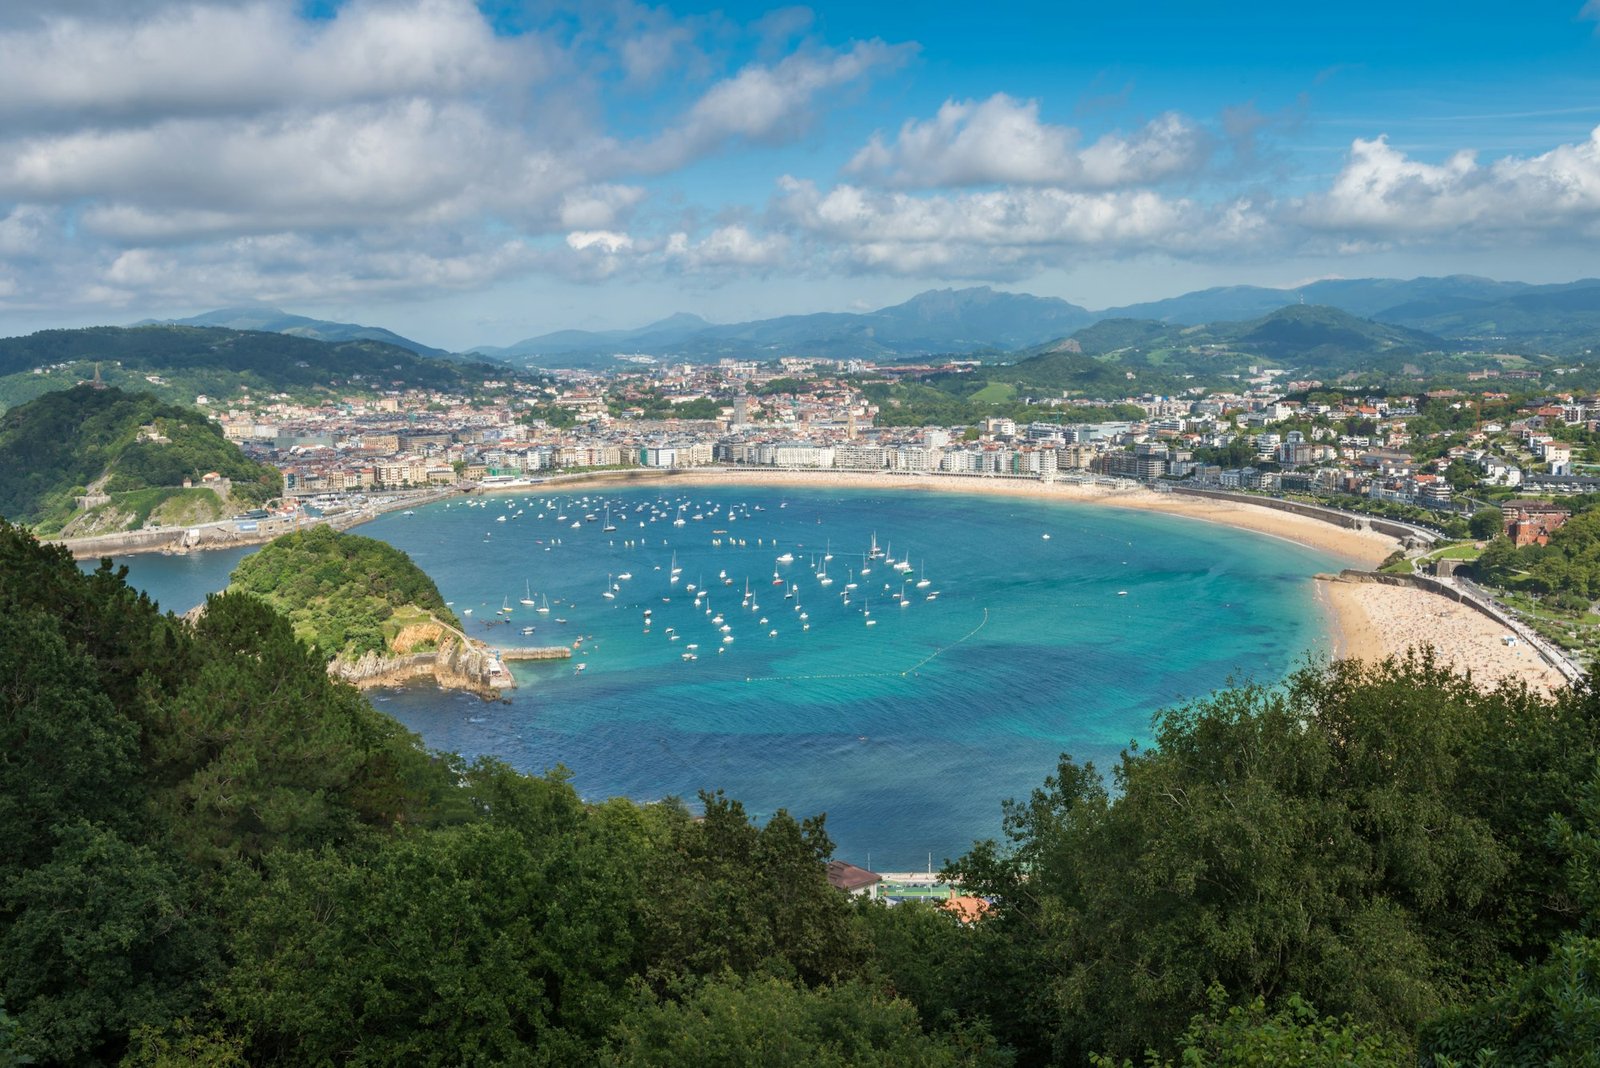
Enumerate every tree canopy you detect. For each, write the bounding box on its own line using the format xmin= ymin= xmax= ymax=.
xmin=3 ymin=516 xmax=1600 ymax=1063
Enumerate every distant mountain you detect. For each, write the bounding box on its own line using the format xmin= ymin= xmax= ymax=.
xmin=1098 ymin=275 xmax=1544 ymax=325
xmin=140 ymin=306 xmax=452 ymax=359
xmin=1011 ymin=305 xmax=1451 ymax=382
xmin=473 ymin=312 xmax=716 ymax=360
xmin=0 ymin=325 xmax=507 ymax=412
xmin=471 ymin=287 xmax=1094 ymax=367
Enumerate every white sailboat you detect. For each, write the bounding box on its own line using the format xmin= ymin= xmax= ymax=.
xmin=602 ymin=574 xmax=616 ymax=600
xmin=520 ymin=581 xmax=536 ymax=606
xmin=537 ymin=593 xmax=550 ymax=614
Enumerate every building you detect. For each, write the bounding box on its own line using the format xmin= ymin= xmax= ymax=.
xmin=1502 ymin=500 xmax=1572 ymax=547
xmin=825 ymin=860 xmax=882 ymax=899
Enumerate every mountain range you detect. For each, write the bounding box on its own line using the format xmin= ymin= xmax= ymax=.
xmin=137 ymin=306 xmax=452 ymax=359
xmin=464 ymin=275 xmax=1600 ymax=368
xmin=129 ymin=275 xmax=1600 ymax=372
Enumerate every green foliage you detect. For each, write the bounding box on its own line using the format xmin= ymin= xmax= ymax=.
xmin=227 ymin=525 xmax=459 ymax=658
xmin=10 ymin=510 xmax=1600 ymax=1064
xmin=0 ymin=324 xmax=499 ymax=403
xmin=603 ymin=975 xmax=996 ymax=1067
xmin=1092 ymin=987 xmax=1409 ymax=1067
xmin=0 ymin=386 xmax=279 ymax=531
xmin=1472 ymin=507 xmax=1506 ymax=540
xmin=943 ymin=655 xmax=1600 ymax=1062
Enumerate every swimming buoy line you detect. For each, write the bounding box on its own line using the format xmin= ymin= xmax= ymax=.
xmin=742 ymin=608 xmax=989 ymax=684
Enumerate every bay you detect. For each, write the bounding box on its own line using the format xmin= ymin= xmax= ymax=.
xmin=90 ymin=483 xmax=1341 ymax=870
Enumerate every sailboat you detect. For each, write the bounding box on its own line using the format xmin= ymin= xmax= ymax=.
xmin=916 ymin=562 xmax=931 ymax=588
xmin=499 ymin=596 xmax=513 ymax=615
xmin=601 ymin=506 xmax=617 ymax=533
xmin=520 ymin=580 xmax=536 ymax=606
xmin=602 ymin=575 xmax=616 ymax=600
xmin=537 ymin=593 xmax=550 ymax=614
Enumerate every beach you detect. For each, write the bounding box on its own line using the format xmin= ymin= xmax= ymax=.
xmin=1318 ymin=578 xmax=1567 ymax=693
xmin=528 ymin=467 xmax=1570 ymax=692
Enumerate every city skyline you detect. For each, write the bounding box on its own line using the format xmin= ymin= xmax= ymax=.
xmin=0 ymin=0 xmax=1598 ymax=349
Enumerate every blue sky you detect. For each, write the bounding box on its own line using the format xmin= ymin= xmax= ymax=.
xmin=0 ymin=0 xmax=1597 ymax=349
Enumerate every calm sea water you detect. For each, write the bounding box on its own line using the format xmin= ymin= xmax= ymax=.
xmin=90 ymin=484 xmax=1343 ymax=870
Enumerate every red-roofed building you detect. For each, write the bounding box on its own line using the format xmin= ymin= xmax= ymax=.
xmin=826 ymin=860 xmax=882 ymax=899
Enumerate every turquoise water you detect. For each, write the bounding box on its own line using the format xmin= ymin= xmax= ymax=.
xmin=90 ymin=485 xmax=1343 ymax=869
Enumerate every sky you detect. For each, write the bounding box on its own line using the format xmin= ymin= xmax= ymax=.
xmin=0 ymin=0 xmax=1598 ymax=350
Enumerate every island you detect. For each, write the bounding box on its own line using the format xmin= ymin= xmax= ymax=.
xmin=224 ymin=524 xmax=562 ymax=697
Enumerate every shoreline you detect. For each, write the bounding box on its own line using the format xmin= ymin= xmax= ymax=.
xmin=523 ymin=467 xmax=1565 ymax=692
xmin=73 ymin=465 xmax=1565 ymax=693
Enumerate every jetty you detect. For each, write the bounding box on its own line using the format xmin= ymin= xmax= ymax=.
xmin=498 ymin=646 xmax=572 ymax=661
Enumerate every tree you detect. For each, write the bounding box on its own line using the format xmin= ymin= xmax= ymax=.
xmin=944 ymin=656 xmax=1600 ymax=1061
xmin=1471 ymin=507 xmax=1505 ymax=540
xmin=1092 ymin=987 xmax=1409 ymax=1068
xmin=603 ymin=975 xmax=998 ymax=1067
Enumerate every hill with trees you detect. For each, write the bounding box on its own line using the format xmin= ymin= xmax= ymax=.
xmin=139 ymin=306 xmax=452 ymax=358
xmin=227 ymin=525 xmax=461 ymax=661
xmin=0 ymin=324 xmax=509 ymax=412
xmin=3 ymin=519 xmax=1600 ymax=1063
xmin=0 ymin=386 xmax=281 ymax=535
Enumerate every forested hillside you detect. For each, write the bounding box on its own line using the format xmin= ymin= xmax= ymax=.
xmin=0 ymin=386 xmax=280 ymax=534
xmin=228 ymin=526 xmax=460 ymax=658
xmin=2 ymin=520 xmax=1599 ymax=1064
xmin=0 ymin=325 xmax=505 ymax=411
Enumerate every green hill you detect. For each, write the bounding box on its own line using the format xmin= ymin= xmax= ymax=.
xmin=0 ymin=385 xmax=281 ymax=534
xmin=227 ymin=525 xmax=461 ymax=660
xmin=0 ymin=324 xmax=509 ymax=412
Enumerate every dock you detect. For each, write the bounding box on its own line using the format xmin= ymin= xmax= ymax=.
xmin=498 ymin=646 xmax=573 ymax=661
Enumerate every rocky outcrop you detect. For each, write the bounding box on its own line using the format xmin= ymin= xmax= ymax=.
xmin=330 ymin=635 xmax=512 ymax=700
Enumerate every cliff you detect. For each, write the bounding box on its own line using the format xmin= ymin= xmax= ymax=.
xmin=330 ymin=634 xmax=514 ymax=700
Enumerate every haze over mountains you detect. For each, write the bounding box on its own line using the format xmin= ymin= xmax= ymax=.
xmin=135 ymin=275 xmax=1600 ymax=371
xmin=465 ymin=275 xmax=1600 ymax=369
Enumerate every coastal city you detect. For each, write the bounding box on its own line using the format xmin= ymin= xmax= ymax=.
xmin=202 ymin=356 xmax=1588 ymax=513
xmin=8 ymin=0 xmax=1600 ymax=1062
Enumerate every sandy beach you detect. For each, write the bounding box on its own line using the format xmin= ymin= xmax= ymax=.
xmin=528 ymin=467 xmax=1570 ymax=693
xmin=1318 ymin=578 xmax=1567 ymax=693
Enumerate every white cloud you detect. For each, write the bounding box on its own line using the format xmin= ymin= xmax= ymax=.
xmin=566 ymin=230 xmax=634 ymax=254
xmin=776 ymin=176 xmax=1262 ymax=275
xmin=668 ymin=225 xmax=789 ymax=268
xmin=626 ymin=40 xmax=914 ymax=172
xmin=1301 ymin=126 xmax=1600 ymax=240
xmin=846 ymin=94 xmax=1209 ymax=189
xmin=0 ymin=0 xmax=536 ymax=129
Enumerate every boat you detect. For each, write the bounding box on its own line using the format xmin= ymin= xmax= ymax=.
xmin=916 ymin=563 xmax=931 ymax=589
xmin=602 ymin=575 xmax=616 ymax=600
xmin=463 ymin=608 xmax=473 ymax=616
xmin=499 ymin=597 xmax=513 ymax=614
xmin=537 ymin=594 xmax=550 ymax=614
xmin=401 ymin=509 xmax=414 ymax=515
xmin=602 ymin=507 xmax=617 ymax=532
xmin=776 ymin=552 xmax=794 ymax=564
xmin=520 ymin=581 xmax=536 ymax=607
